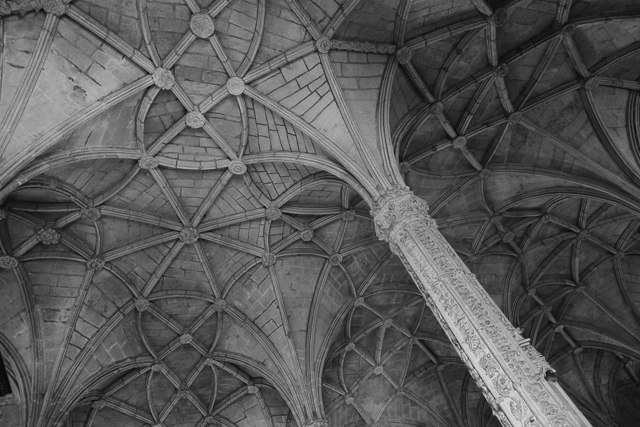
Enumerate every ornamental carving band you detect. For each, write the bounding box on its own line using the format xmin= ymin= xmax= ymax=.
xmin=389 ymin=218 xmax=578 ymax=427
xmin=371 ymin=187 xmax=431 ymax=242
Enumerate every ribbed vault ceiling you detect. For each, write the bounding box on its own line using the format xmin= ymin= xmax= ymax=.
xmin=0 ymin=1 xmax=640 ymax=427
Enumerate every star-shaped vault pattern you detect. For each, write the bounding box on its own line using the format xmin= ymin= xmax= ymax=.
xmin=0 ymin=1 xmax=640 ymax=427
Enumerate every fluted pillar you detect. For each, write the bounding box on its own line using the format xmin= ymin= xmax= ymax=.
xmin=371 ymin=188 xmax=593 ymax=427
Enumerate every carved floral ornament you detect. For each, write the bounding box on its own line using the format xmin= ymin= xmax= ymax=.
xmin=228 ymin=159 xmax=247 ymax=175
xmin=341 ymin=209 xmax=356 ymax=221
xmin=315 ymin=37 xmax=333 ymax=54
xmin=0 ymin=255 xmax=18 ymax=269
xmin=190 ymin=12 xmax=215 ymax=38
xmin=329 ymin=253 xmax=343 ymax=266
xmin=36 ymin=227 xmax=60 ymax=245
xmin=152 ymin=67 xmax=175 ymax=90
xmin=262 ymin=252 xmax=276 ymax=267
xmin=185 ymin=110 xmax=206 ymax=129
xmin=300 ymin=226 xmax=314 ymax=242
xmin=226 ymin=77 xmax=245 ymax=96
xmin=370 ymin=187 xmax=431 ymax=243
xmin=139 ymin=156 xmax=159 ymax=170
xmin=179 ymin=227 xmax=199 ymax=244
xmin=86 ymin=257 xmax=105 ymax=271
xmin=265 ymin=205 xmax=282 ymax=221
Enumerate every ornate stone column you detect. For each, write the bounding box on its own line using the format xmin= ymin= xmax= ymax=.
xmin=371 ymin=188 xmax=593 ymax=427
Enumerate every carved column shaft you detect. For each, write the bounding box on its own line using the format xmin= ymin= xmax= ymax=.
xmin=372 ymin=189 xmax=593 ymax=427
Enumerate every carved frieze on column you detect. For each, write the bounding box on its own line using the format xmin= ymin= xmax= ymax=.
xmin=371 ymin=187 xmax=593 ymax=427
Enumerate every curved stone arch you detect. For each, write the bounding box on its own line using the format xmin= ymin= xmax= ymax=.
xmin=0 ymin=76 xmax=154 ymax=191
xmin=493 ymin=188 xmax=640 ymax=216
xmin=1 ymin=148 xmax=376 ymax=212
xmin=377 ymin=56 xmax=406 ymax=186
xmin=273 ymin=173 xmax=351 ymax=207
xmin=10 ymin=175 xmax=91 ymax=208
xmin=0 ymin=148 xmax=141 ymax=202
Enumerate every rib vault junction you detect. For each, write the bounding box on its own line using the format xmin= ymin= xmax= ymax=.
xmin=0 ymin=0 xmax=639 ymax=427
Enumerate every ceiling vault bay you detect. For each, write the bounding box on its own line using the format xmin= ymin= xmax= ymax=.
xmin=0 ymin=0 xmax=639 ymax=427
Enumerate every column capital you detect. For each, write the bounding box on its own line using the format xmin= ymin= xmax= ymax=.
xmin=371 ymin=187 xmax=432 ymax=242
